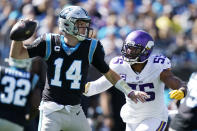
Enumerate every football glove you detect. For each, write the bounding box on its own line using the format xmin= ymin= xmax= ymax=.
xmin=169 ymin=89 xmax=184 ymax=100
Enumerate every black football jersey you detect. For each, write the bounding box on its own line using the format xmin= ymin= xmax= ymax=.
xmin=0 ymin=66 xmax=39 ymax=126
xmin=25 ymin=33 xmax=109 ymax=105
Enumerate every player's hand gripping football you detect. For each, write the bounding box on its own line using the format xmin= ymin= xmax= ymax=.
xmin=10 ymin=18 xmax=37 ymax=41
xmin=128 ymin=91 xmax=149 ymax=103
xmin=169 ymin=89 xmax=184 ymax=100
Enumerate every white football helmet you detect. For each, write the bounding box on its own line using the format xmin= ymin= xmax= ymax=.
xmin=5 ymin=57 xmax=32 ymax=71
xmin=58 ymin=6 xmax=92 ymax=41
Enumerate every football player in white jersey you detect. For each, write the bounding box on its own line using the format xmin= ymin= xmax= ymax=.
xmin=84 ymin=30 xmax=187 ymax=131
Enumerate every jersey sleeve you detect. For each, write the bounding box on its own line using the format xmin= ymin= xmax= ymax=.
xmin=162 ymin=56 xmax=171 ymax=70
xmin=109 ymin=56 xmax=123 ymax=73
xmin=152 ymin=55 xmax=171 ymax=71
xmin=91 ymin=40 xmax=110 ymax=74
xmin=24 ymin=34 xmax=47 ymax=58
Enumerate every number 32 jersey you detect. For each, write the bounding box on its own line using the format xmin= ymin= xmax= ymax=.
xmin=25 ymin=33 xmax=109 ymax=105
xmin=110 ymin=55 xmax=171 ymax=124
xmin=0 ymin=66 xmax=39 ymax=126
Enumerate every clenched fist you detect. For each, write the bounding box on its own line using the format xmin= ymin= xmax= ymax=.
xmin=169 ymin=89 xmax=184 ymax=100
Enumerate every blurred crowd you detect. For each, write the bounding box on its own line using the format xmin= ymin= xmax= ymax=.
xmin=1 ymin=0 xmax=197 ymax=131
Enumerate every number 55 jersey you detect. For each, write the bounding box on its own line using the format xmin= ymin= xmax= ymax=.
xmin=110 ymin=55 xmax=171 ymax=124
xmin=0 ymin=66 xmax=39 ymax=126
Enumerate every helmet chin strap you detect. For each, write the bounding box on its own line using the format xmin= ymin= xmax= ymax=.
xmin=131 ymin=59 xmax=148 ymax=65
xmin=124 ymin=57 xmax=148 ymax=65
xmin=124 ymin=57 xmax=138 ymax=65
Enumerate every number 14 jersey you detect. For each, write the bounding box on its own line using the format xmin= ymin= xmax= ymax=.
xmin=25 ymin=33 xmax=109 ymax=106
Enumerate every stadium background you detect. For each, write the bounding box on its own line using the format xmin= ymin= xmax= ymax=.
xmin=0 ymin=0 xmax=197 ymax=131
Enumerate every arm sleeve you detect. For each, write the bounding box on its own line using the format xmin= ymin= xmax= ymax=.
xmin=91 ymin=40 xmax=109 ymax=74
xmin=83 ymin=76 xmax=113 ymax=97
xmin=24 ymin=34 xmax=47 ymax=58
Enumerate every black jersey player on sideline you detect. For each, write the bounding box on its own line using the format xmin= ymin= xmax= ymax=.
xmin=9 ymin=6 xmax=148 ymax=131
xmin=0 ymin=58 xmax=39 ymax=131
xmin=169 ymin=72 xmax=197 ymax=131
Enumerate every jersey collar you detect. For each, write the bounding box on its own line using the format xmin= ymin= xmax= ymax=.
xmin=60 ymin=35 xmax=81 ymax=55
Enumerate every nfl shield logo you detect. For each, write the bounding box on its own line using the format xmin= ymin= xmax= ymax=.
xmin=136 ymin=76 xmax=139 ymax=80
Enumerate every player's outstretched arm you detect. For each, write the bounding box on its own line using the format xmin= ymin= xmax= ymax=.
xmin=84 ymin=68 xmax=149 ymax=103
xmin=160 ymin=69 xmax=187 ymax=100
xmin=104 ymin=69 xmax=149 ymax=103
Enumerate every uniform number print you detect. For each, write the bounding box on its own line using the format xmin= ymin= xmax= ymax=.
xmin=153 ymin=55 xmax=166 ymax=64
xmin=51 ymin=58 xmax=82 ymax=89
xmin=0 ymin=76 xmax=31 ymax=106
xmin=128 ymin=83 xmax=155 ymax=101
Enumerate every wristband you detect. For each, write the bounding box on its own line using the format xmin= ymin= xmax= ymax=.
xmin=115 ymin=79 xmax=132 ymax=96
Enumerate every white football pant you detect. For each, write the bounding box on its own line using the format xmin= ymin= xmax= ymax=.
xmin=126 ymin=117 xmax=166 ymax=131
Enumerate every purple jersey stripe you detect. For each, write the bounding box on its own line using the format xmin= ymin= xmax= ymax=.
xmin=160 ymin=122 xmax=166 ymax=131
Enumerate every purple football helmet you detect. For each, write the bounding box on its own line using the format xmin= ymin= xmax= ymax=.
xmin=121 ymin=30 xmax=154 ymax=64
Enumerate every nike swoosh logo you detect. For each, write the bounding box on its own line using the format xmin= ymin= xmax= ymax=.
xmin=76 ymin=111 xmax=80 ymax=116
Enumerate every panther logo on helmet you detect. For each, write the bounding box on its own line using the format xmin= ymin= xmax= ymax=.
xmin=58 ymin=6 xmax=93 ymax=41
xmin=121 ymin=30 xmax=154 ymax=65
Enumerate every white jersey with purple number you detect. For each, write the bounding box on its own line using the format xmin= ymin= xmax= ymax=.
xmin=109 ymin=55 xmax=171 ymax=124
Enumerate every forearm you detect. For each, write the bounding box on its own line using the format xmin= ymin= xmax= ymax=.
xmin=161 ymin=69 xmax=187 ymax=96
xmin=84 ymin=76 xmax=112 ymax=96
xmin=10 ymin=41 xmax=29 ymax=59
xmin=104 ymin=69 xmax=121 ymax=85
xmin=165 ymin=76 xmax=186 ymax=89
xmin=104 ymin=69 xmax=133 ymax=96
xmin=165 ymin=76 xmax=187 ymax=96
xmin=84 ymin=69 xmax=133 ymax=97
